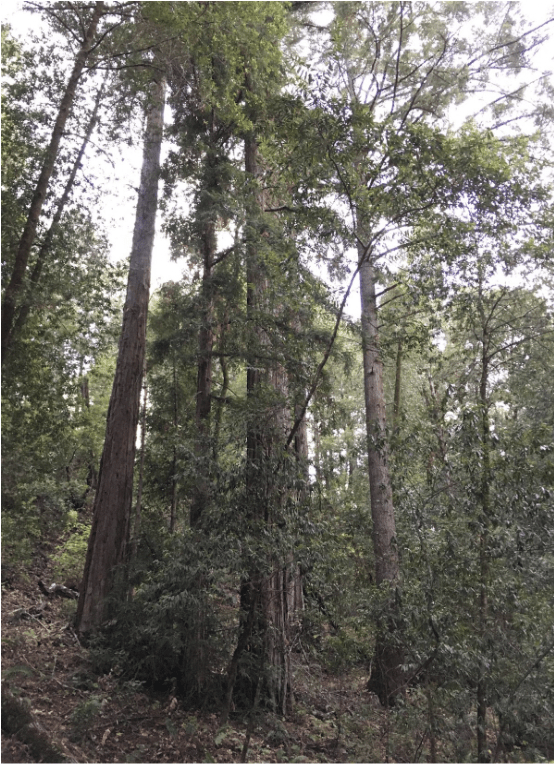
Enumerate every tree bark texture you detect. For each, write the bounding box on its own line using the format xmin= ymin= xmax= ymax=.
xmin=1 ymin=1 xmax=105 ymax=359
xmin=357 ymin=233 xmax=404 ymax=706
xmin=226 ymin=132 xmax=296 ymax=716
xmin=75 ymin=76 xmax=165 ymax=635
xmin=358 ymin=251 xmax=398 ymax=586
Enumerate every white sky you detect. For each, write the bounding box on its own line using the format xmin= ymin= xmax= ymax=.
xmin=1 ymin=0 xmax=183 ymax=290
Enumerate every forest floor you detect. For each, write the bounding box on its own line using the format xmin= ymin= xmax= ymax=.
xmin=0 ymin=550 xmax=396 ymax=764
xmin=0 ymin=545 xmax=413 ymax=764
xmin=12 ymin=539 xmax=538 ymax=764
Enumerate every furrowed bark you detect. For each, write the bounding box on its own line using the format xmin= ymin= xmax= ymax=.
xmin=75 ymin=75 xmax=165 ymax=635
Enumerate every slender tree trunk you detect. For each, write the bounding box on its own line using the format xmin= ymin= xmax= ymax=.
xmin=75 ymin=76 xmax=165 ymax=636
xmin=169 ymin=352 xmax=178 ymax=532
xmin=392 ymin=338 xmax=402 ymax=435
xmin=190 ymin=202 xmax=217 ymax=528
xmin=213 ymin=309 xmax=230 ymax=461
xmin=130 ymin=366 xmax=148 ymax=564
xmin=1 ymin=1 xmax=105 ymax=358
xmin=10 ymin=74 xmax=108 ymax=346
xmin=477 ymin=324 xmax=491 ymax=763
xmin=291 ymin=400 xmax=308 ymax=617
xmin=78 ymin=371 xmax=99 ymax=504
xmin=358 ymin=234 xmax=404 ymax=706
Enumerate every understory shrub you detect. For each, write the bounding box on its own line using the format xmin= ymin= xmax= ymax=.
xmin=89 ymin=529 xmax=241 ymax=706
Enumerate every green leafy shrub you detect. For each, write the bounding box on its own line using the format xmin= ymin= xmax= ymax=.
xmin=52 ymin=516 xmax=91 ymax=584
xmin=69 ymin=695 xmax=103 ymax=742
xmin=89 ymin=528 xmax=240 ymax=707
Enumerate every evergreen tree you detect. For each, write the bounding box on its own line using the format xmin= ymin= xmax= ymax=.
xmin=76 ymin=73 xmax=165 ymax=635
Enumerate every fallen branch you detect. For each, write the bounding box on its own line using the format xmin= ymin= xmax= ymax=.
xmin=38 ymin=580 xmax=79 ymax=599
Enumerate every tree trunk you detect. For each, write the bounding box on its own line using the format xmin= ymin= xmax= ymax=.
xmin=1 ymin=1 xmax=105 ymax=359
xmin=190 ymin=183 xmax=217 ymax=528
xmin=75 ymin=76 xmax=165 ymax=636
xmin=392 ymin=338 xmax=402 ymax=436
xmin=358 ymin=237 xmax=404 ymax=706
xmin=477 ymin=312 xmax=492 ymax=763
xmin=10 ymin=74 xmax=107 ymax=347
xmin=224 ymin=131 xmax=295 ymax=716
xmin=130 ymin=366 xmax=148 ymax=564
xmin=169 ymin=353 xmax=178 ymax=532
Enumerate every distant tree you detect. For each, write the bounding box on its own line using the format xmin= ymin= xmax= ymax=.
xmin=292 ymin=0 xmax=553 ymax=705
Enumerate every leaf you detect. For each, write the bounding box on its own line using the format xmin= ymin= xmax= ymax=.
xmin=2 ymin=665 xmax=35 ymax=680
xmin=165 ymin=718 xmax=178 ymax=737
xmin=214 ymin=727 xmax=228 ymax=746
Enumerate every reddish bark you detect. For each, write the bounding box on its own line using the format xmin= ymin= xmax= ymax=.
xmin=75 ymin=76 xmax=165 ymax=635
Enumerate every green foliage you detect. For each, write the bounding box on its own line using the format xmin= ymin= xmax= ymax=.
xmin=52 ymin=517 xmax=91 ymax=584
xmin=2 ymin=2 xmax=553 ymax=758
xmin=70 ymin=695 xmax=104 ymax=742
xmin=89 ymin=529 xmax=242 ymax=704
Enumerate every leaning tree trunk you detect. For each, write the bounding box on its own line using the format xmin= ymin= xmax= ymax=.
xmin=11 ymin=74 xmax=107 ymax=343
xmin=358 ymin=234 xmax=405 ymax=706
xmin=75 ymin=76 xmax=165 ymax=636
xmin=1 ymin=1 xmax=105 ymax=359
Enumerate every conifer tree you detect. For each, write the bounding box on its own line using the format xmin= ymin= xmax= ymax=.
xmin=76 ymin=74 xmax=165 ymax=635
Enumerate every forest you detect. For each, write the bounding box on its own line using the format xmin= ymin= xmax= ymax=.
xmin=1 ymin=1 xmax=553 ymax=763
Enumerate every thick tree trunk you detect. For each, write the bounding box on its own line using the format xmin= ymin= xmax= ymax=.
xmin=358 ymin=237 xmax=404 ymax=706
xmin=1 ymin=1 xmax=105 ymax=359
xmin=224 ymin=132 xmax=295 ymax=717
xmin=75 ymin=77 xmax=165 ymax=636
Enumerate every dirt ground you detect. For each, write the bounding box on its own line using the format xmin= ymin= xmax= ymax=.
xmin=2 ymin=553 xmax=392 ymax=764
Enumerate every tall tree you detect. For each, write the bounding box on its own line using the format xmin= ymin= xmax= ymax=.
xmin=1 ymin=1 xmax=106 ymax=358
xmin=294 ymin=0 xmax=554 ymax=704
xmin=76 ymin=74 xmax=165 ymax=635
xmin=11 ymin=74 xmax=108 ymax=342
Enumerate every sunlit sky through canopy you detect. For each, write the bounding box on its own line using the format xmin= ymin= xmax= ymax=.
xmin=2 ymin=1 xmax=553 ymax=306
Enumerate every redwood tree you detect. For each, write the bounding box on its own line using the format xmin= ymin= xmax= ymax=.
xmin=76 ymin=75 xmax=165 ymax=635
